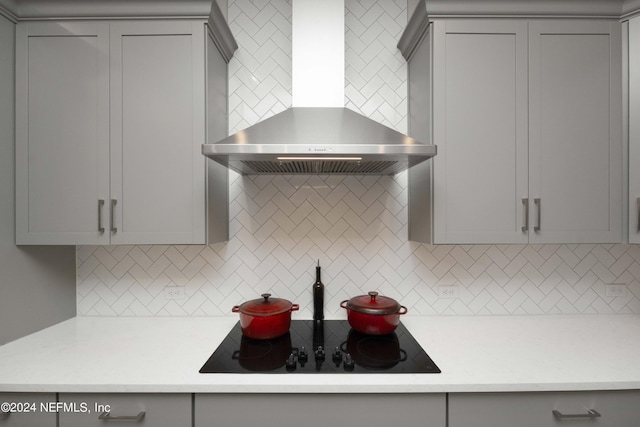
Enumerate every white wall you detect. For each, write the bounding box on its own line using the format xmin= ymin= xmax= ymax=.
xmin=0 ymin=15 xmax=76 ymax=345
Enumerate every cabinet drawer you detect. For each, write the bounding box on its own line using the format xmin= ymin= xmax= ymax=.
xmin=195 ymin=393 xmax=446 ymax=427
xmin=0 ymin=393 xmax=56 ymax=427
xmin=58 ymin=393 xmax=190 ymax=427
xmin=449 ymin=391 xmax=640 ymax=427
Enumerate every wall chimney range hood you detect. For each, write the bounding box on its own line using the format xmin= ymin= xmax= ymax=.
xmin=203 ymin=107 xmax=435 ymax=175
xmin=202 ymin=0 xmax=436 ymax=175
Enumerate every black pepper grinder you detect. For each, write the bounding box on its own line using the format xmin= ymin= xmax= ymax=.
xmin=313 ymin=260 xmax=324 ymax=321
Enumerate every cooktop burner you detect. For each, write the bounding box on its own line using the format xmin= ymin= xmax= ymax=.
xmin=199 ymin=320 xmax=441 ymax=374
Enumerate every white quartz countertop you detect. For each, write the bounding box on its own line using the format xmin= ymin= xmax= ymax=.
xmin=0 ymin=315 xmax=639 ymax=393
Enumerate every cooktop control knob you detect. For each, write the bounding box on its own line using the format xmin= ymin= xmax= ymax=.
xmin=314 ymin=346 xmax=326 ymax=361
xmin=332 ymin=347 xmax=342 ymax=362
xmin=298 ymin=346 xmax=308 ymax=362
xmin=343 ymin=353 xmax=355 ymax=371
xmin=286 ymin=353 xmax=297 ymax=371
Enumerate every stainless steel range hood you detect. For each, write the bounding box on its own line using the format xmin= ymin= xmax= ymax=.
xmin=203 ymin=0 xmax=436 ymax=175
xmin=202 ymin=107 xmax=435 ymax=175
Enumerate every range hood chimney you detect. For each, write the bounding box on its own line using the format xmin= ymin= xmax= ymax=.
xmin=202 ymin=0 xmax=436 ymax=175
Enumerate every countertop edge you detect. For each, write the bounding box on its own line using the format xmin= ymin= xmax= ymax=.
xmin=3 ymin=382 xmax=640 ymax=394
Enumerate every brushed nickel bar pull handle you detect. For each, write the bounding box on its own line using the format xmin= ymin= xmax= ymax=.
xmin=98 ymin=411 xmax=145 ymax=421
xmin=110 ymin=199 xmax=117 ymax=233
xmin=98 ymin=199 xmax=105 ymax=233
xmin=522 ymin=198 xmax=529 ymax=232
xmin=534 ymin=198 xmax=541 ymax=232
xmin=552 ymin=409 xmax=601 ymax=420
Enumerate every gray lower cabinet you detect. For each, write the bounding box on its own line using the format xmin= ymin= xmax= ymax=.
xmin=449 ymin=391 xmax=640 ymax=427
xmin=195 ymin=393 xmax=446 ymax=427
xmin=0 ymin=393 xmax=56 ymax=426
xmin=57 ymin=393 xmax=190 ymax=427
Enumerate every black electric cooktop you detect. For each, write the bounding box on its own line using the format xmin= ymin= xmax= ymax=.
xmin=199 ymin=320 xmax=441 ymax=374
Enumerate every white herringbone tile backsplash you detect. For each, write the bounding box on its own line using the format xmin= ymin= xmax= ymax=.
xmin=76 ymin=171 xmax=640 ymax=316
xmin=346 ymin=0 xmax=408 ymax=132
xmin=76 ymin=0 xmax=640 ymax=316
xmin=227 ymin=0 xmax=291 ymax=133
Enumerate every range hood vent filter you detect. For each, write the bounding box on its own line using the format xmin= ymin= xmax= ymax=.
xmin=242 ymin=160 xmax=398 ymax=175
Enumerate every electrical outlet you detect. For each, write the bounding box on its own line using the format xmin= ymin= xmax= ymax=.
xmin=438 ymin=285 xmax=460 ymax=299
xmin=605 ymin=283 xmax=627 ymax=298
xmin=164 ymin=286 xmax=185 ymax=300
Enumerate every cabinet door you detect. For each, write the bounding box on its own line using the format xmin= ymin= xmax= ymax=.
xmin=529 ymin=20 xmax=622 ymax=243
xmin=109 ymin=21 xmax=206 ymax=244
xmin=0 ymin=393 xmax=56 ymax=427
xmin=15 ymin=22 xmax=110 ymax=245
xmin=432 ymin=20 xmax=528 ymax=244
xmin=58 ymin=393 xmax=190 ymax=427
xmin=449 ymin=391 xmax=640 ymax=427
xmin=195 ymin=393 xmax=446 ymax=427
xmin=629 ymin=17 xmax=640 ymax=244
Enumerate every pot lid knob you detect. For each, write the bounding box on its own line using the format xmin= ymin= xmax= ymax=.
xmin=262 ymin=293 xmax=271 ymax=302
xmin=368 ymin=291 xmax=378 ymax=301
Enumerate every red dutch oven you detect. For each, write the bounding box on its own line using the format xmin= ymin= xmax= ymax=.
xmin=340 ymin=291 xmax=408 ymax=335
xmin=232 ymin=293 xmax=299 ymax=339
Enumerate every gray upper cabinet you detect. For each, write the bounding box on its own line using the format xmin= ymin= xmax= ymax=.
xmin=528 ymin=20 xmax=622 ymax=244
xmin=409 ymin=18 xmax=622 ymax=245
xmin=431 ymin=20 xmax=529 ymax=244
xmin=109 ymin=21 xmax=206 ymax=245
xmin=16 ymin=20 xmax=209 ymax=245
xmin=629 ymin=15 xmax=640 ymax=244
xmin=15 ymin=22 xmax=110 ymax=245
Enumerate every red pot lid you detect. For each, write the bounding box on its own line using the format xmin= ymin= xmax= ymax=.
xmin=346 ymin=291 xmax=401 ymax=315
xmin=235 ymin=294 xmax=293 ymax=316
